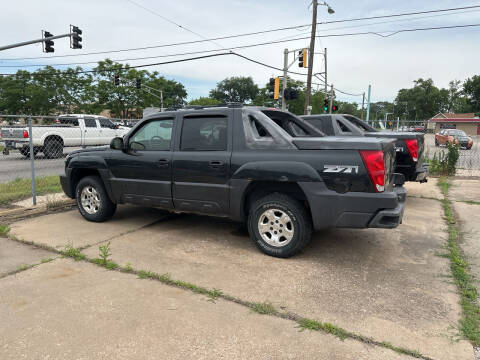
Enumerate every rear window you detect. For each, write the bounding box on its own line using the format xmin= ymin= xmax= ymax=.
xmin=58 ymin=117 xmax=79 ymax=126
xmin=304 ymin=117 xmax=335 ymax=135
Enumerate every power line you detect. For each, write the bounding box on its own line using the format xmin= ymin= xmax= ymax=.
xmin=1 ymin=4 xmax=479 ymax=61
xmin=3 ymin=22 xmax=480 ymax=69
xmin=0 ymin=51 xmax=365 ymax=99
xmin=124 ymin=0 xmax=226 ymax=50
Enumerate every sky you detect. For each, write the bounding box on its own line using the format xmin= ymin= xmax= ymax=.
xmin=1 ymin=0 xmax=480 ymax=105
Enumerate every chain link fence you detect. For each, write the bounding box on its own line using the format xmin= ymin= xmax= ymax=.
xmin=1 ymin=114 xmax=479 ymax=206
xmin=0 ymin=114 xmax=141 ymax=205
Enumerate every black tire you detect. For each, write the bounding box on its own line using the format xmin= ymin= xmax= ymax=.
xmin=19 ymin=146 xmax=39 ymax=158
xmin=75 ymin=176 xmax=117 ymax=222
xmin=247 ymin=193 xmax=312 ymax=258
xmin=43 ymin=138 xmax=63 ymax=159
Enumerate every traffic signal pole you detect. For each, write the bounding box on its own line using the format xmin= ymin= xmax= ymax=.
xmin=281 ymin=48 xmax=288 ymax=111
xmin=329 ymin=84 xmax=334 ymax=114
xmin=0 ymin=33 xmax=72 ymax=52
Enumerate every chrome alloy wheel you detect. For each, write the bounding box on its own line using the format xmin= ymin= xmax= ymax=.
xmin=80 ymin=186 xmax=101 ymax=214
xmin=258 ymin=209 xmax=294 ymax=247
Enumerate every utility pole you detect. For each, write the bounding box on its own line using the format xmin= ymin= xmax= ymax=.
xmin=361 ymin=92 xmax=365 ymax=119
xmin=282 ymin=48 xmax=288 ymax=111
xmin=304 ymin=0 xmax=318 ymax=115
xmin=324 ymin=47 xmax=328 ymax=112
xmin=365 ymin=85 xmax=372 ymax=125
xmin=329 ymin=84 xmax=334 ymax=114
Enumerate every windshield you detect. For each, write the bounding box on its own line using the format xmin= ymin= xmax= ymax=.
xmin=448 ymin=130 xmax=467 ymax=136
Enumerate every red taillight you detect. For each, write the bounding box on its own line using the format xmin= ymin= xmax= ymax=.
xmin=23 ymin=130 xmax=29 ymax=138
xmin=54 ymin=119 xmax=60 ymax=124
xmin=360 ymin=150 xmax=385 ymax=192
xmin=404 ymin=139 xmax=418 ymax=162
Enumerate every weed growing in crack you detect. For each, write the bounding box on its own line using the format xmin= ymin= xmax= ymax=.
xmin=62 ymin=244 xmax=85 ymax=261
xmin=98 ymin=242 xmax=111 ymax=265
xmin=439 ymin=176 xmax=480 ymax=345
xmin=251 ymin=302 xmax=276 ymax=315
xmin=0 ymin=224 xmax=10 ymax=236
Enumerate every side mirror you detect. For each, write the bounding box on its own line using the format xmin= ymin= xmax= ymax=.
xmin=110 ymin=137 xmax=124 ymax=150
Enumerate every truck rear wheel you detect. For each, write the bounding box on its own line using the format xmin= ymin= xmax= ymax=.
xmin=76 ymin=176 xmax=116 ymax=222
xmin=19 ymin=146 xmax=39 ymax=158
xmin=43 ymin=138 xmax=63 ymax=159
xmin=247 ymin=193 xmax=312 ymax=258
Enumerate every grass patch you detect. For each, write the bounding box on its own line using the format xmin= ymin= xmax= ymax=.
xmin=0 ymin=224 xmax=10 ymax=236
xmin=461 ymin=200 xmax=480 ymax=206
xmin=0 ymin=176 xmax=61 ymax=205
xmin=61 ymin=244 xmax=85 ymax=261
xmin=438 ymin=176 xmax=480 ymax=345
xmin=251 ymin=302 xmax=276 ymax=315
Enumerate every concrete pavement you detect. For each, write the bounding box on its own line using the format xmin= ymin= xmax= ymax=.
xmin=0 ymin=257 xmax=410 ymax=360
xmin=3 ymin=181 xmax=475 ymax=359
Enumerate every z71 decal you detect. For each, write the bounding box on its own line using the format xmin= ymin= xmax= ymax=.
xmin=323 ymin=165 xmax=359 ymax=174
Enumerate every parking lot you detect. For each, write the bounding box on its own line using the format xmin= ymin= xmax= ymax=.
xmin=1 ymin=179 xmax=479 ymax=359
xmin=424 ymin=134 xmax=480 ymax=170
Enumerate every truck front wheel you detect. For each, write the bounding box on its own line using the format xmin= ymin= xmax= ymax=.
xmin=247 ymin=193 xmax=312 ymax=258
xmin=76 ymin=176 xmax=116 ymax=222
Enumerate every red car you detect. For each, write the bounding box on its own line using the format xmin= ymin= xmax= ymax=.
xmin=435 ymin=129 xmax=473 ymax=149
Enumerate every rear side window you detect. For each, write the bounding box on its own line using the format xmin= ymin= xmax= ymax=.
xmin=181 ymin=116 xmax=227 ymax=151
xmin=99 ymin=117 xmax=114 ymax=128
xmin=249 ymin=115 xmax=271 ymax=138
xmin=58 ymin=117 xmax=79 ymax=126
xmin=304 ymin=117 xmax=335 ymax=135
xmin=337 ymin=120 xmax=351 ymax=133
xmin=84 ymin=117 xmax=97 ymax=128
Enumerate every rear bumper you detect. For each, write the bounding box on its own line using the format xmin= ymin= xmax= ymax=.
xmin=415 ymin=163 xmax=429 ymax=183
xmin=1 ymin=140 xmax=29 ymax=149
xmin=299 ymin=182 xmax=406 ymax=231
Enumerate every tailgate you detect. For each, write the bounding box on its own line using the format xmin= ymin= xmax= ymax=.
xmin=0 ymin=126 xmax=27 ymax=139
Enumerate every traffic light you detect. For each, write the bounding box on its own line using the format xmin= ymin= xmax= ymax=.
xmin=332 ymin=105 xmax=338 ymax=112
xmin=268 ymin=77 xmax=280 ymax=99
xmin=284 ymin=88 xmax=299 ymax=100
xmin=43 ymin=31 xmax=54 ymax=53
xmin=70 ymin=25 xmax=82 ymax=49
xmin=323 ymin=99 xmax=329 ymax=112
xmin=298 ymin=48 xmax=307 ymax=68
xmin=136 ymin=78 xmax=141 ymax=89
xmin=114 ymin=75 xmax=120 ymax=86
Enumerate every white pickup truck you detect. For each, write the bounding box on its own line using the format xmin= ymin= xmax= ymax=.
xmin=0 ymin=114 xmax=129 ymax=158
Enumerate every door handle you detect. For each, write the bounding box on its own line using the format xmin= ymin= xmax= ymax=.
xmin=209 ymin=160 xmax=224 ymax=167
xmin=157 ymin=158 xmax=169 ymax=167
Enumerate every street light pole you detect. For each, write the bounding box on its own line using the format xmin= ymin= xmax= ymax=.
xmin=304 ymin=1 xmax=334 ymax=115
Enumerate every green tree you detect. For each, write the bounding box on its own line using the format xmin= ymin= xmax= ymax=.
xmin=210 ymin=76 xmax=259 ymax=103
xmin=463 ymin=75 xmax=480 ymax=113
xmin=188 ymin=97 xmax=221 ymax=106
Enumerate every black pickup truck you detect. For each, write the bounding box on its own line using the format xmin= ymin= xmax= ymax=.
xmin=60 ymin=105 xmax=406 ymax=258
xmin=301 ymin=114 xmax=428 ymax=182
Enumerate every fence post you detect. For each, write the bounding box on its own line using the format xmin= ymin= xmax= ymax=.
xmin=28 ymin=118 xmax=37 ymax=206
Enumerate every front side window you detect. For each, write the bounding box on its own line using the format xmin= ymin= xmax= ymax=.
xmin=129 ymin=118 xmax=173 ymax=151
xmin=181 ymin=116 xmax=227 ymax=151
xmin=84 ymin=117 xmax=97 ymax=128
xmin=99 ymin=117 xmax=114 ymax=128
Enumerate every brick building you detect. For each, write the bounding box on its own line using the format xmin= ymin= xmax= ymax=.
xmin=428 ymin=113 xmax=480 ymax=135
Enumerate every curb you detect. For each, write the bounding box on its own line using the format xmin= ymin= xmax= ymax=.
xmin=0 ymin=199 xmax=76 ymax=224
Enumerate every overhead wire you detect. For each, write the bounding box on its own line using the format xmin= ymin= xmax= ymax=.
xmin=2 ymin=23 xmax=480 ymax=68
xmin=1 ymin=4 xmax=479 ymax=61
